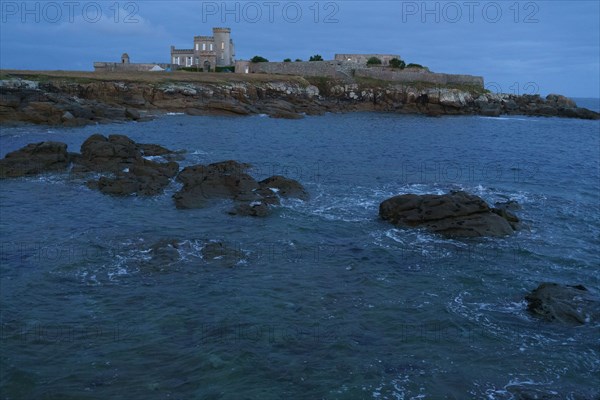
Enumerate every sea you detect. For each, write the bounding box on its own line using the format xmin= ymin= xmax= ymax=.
xmin=1 ymin=98 xmax=599 ymax=399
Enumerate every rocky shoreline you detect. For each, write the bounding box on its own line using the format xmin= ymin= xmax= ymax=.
xmin=0 ymin=71 xmax=598 ymax=126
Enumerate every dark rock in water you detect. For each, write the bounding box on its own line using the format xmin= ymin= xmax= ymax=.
xmin=173 ymin=163 xmax=309 ymax=216
xmin=201 ymin=242 xmax=243 ymax=267
xmin=229 ymin=201 xmax=271 ymax=217
xmin=174 ymin=162 xmax=259 ymax=209
xmin=74 ymin=134 xmax=180 ymax=174
xmin=0 ymin=141 xmax=70 ymax=178
xmin=94 ymin=158 xmax=179 ymax=196
xmin=70 ymin=134 xmax=180 ymax=195
xmin=379 ymin=191 xmax=518 ymax=237
xmin=259 ymin=175 xmax=310 ymax=200
xmin=525 ymin=283 xmax=599 ymax=325
xmin=76 ymin=134 xmax=139 ymax=173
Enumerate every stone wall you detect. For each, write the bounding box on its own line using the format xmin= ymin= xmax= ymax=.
xmin=354 ymin=68 xmax=484 ymax=88
xmin=93 ymin=62 xmax=172 ymax=72
xmin=248 ymin=61 xmax=341 ymax=77
xmin=237 ymin=60 xmax=484 ymax=88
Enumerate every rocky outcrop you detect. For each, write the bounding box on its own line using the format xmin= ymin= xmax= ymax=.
xmin=379 ymin=191 xmax=519 ymax=237
xmin=92 ymin=158 xmax=179 ymax=196
xmin=525 ymin=283 xmax=599 ymax=325
xmin=173 ymin=161 xmax=308 ymax=216
xmin=0 ymin=141 xmax=70 ymax=178
xmin=71 ymin=134 xmax=180 ymax=196
xmin=1 ymin=74 xmax=597 ymax=126
xmin=0 ymin=133 xmax=181 ymax=196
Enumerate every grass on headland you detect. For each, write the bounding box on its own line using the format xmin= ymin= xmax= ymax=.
xmin=0 ymin=69 xmax=310 ymax=86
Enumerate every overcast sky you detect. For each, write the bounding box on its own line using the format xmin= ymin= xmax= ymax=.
xmin=1 ymin=1 xmax=598 ymax=97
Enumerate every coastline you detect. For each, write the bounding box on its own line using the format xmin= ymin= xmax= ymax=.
xmin=1 ymin=69 xmax=598 ymax=126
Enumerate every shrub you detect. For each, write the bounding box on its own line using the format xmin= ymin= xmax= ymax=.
xmin=406 ymin=63 xmax=426 ymax=69
xmin=389 ymin=58 xmax=406 ymax=69
xmin=283 ymin=58 xmax=292 ymax=62
xmin=309 ymin=54 xmax=323 ymax=61
xmin=367 ymin=57 xmax=382 ymax=65
xmin=215 ymin=66 xmax=235 ymax=73
xmin=295 ymin=59 xmax=303 ymax=62
xmin=251 ymin=56 xmax=269 ymax=63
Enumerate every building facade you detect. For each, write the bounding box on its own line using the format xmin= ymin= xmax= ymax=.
xmin=171 ymin=27 xmax=235 ymax=71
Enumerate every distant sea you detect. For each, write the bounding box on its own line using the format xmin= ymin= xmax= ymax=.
xmin=1 ymin=109 xmax=599 ymax=399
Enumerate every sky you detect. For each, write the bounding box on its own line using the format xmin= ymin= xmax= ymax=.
xmin=1 ymin=0 xmax=599 ymax=97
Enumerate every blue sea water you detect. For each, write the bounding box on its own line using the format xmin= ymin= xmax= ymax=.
xmin=0 ymin=108 xmax=599 ymax=399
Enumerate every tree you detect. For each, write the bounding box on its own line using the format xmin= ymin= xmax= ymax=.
xmin=389 ymin=57 xmax=406 ymax=69
xmin=251 ymin=56 xmax=269 ymax=63
xmin=283 ymin=58 xmax=292 ymax=62
xmin=295 ymin=58 xmax=303 ymax=62
xmin=366 ymin=57 xmax=382 ymax=66
xmin=406 ymin=63 xmax=425 ymax=69
xmin=309 ymin=54 xmax=323 ymax=61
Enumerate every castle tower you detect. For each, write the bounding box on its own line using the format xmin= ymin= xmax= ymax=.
xmin=121 ymin=53 xmax=130 ymax=64
xmin=212 ymin=27 xmax=233 ymax=67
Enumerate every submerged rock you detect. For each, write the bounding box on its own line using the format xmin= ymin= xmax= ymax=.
xmin=525 ymin=283 xmax=599 ymax=325
xmin=0 ymin=141 xmax=70 ymax=178
xmin=379 ymin=191 xmax=519 ymax=237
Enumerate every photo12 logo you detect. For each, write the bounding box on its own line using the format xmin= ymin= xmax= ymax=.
xmin=1 ymin=1 xmax=140 ymax=24
xmin=400 ymin=1 xmax=540 ymax=23
xmin=200 ymin=1 xmax=340 ymax=24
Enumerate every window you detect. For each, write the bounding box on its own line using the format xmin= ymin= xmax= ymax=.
xmin=221 ymin=42 xmax=224 ymax=50
xmin=195 ymin=57 xmax=199 ymax=65
xmin=221 ymin=54 xmax=224 ymax=60
xmin=210 ymin=44 xmax=213 ymax=51
xmin=195 ymin=44 xmax=199 ymax=51
xmin=202 ymin=43 xmax=206 ymax=51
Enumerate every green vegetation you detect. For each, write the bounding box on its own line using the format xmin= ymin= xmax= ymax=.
xmin=295 ymin=59 xmax=303 ymax=62
xmin=215 ymin=66 xmax=235 ymax=73
xmin=283 ymin=58 xmax=292 ymax=62
xmin=251 ymin=56 xmax=269 ymax=63
xmin=389 ymin=58 xmax=406 ymax=69
xmin=367 ymin=57 xmax=382 ymax=66
xmin=406 ymin=63 xmax=426 ymax=69
xmin=179 ymin=67 xmax=203 ymax=72
xmin=309 ymin=55 xmax=323 ymax=61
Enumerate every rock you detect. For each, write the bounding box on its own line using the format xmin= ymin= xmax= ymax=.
xmin=478 ymin=103 xmax=502 ymax=117
xmin=259 ymin=175 xmax=309 ymax=200
xmin=75 ymin=134 xmax=180 ymax=174
xmin=125 ymin=108 xmax=140 ymax=120
xmin=201 ymin=242 xmax=243 ymax=267
xmin=379 ymin=191 xmax=517 ymax=237
xmin=0 ymin=141 xmax=69 ymax=178
xmin=174 ymin=161 xmax=259 ymax=209
xmin=525 ymin=283 xmax=599 ymax=325
xmin=61 ymin=111 xmax=75 ymax=122
xmin=174 ymin=162 xmax=308 ymax=215
xmin=229 ymin=201 xmax=271 ymax=217
xmin=546 ymin=94 xmax=576 ymax=108
xmin=76 ymin=133 xmax=140 ymax=172
xmin=206 ymin=100 xmax=251 ymax=115
xmin=95 ymin=158 xmax=179 ymax=196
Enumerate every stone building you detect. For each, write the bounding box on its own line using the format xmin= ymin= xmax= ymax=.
xmin=170 ymin=27 xmax=235 ymax=71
